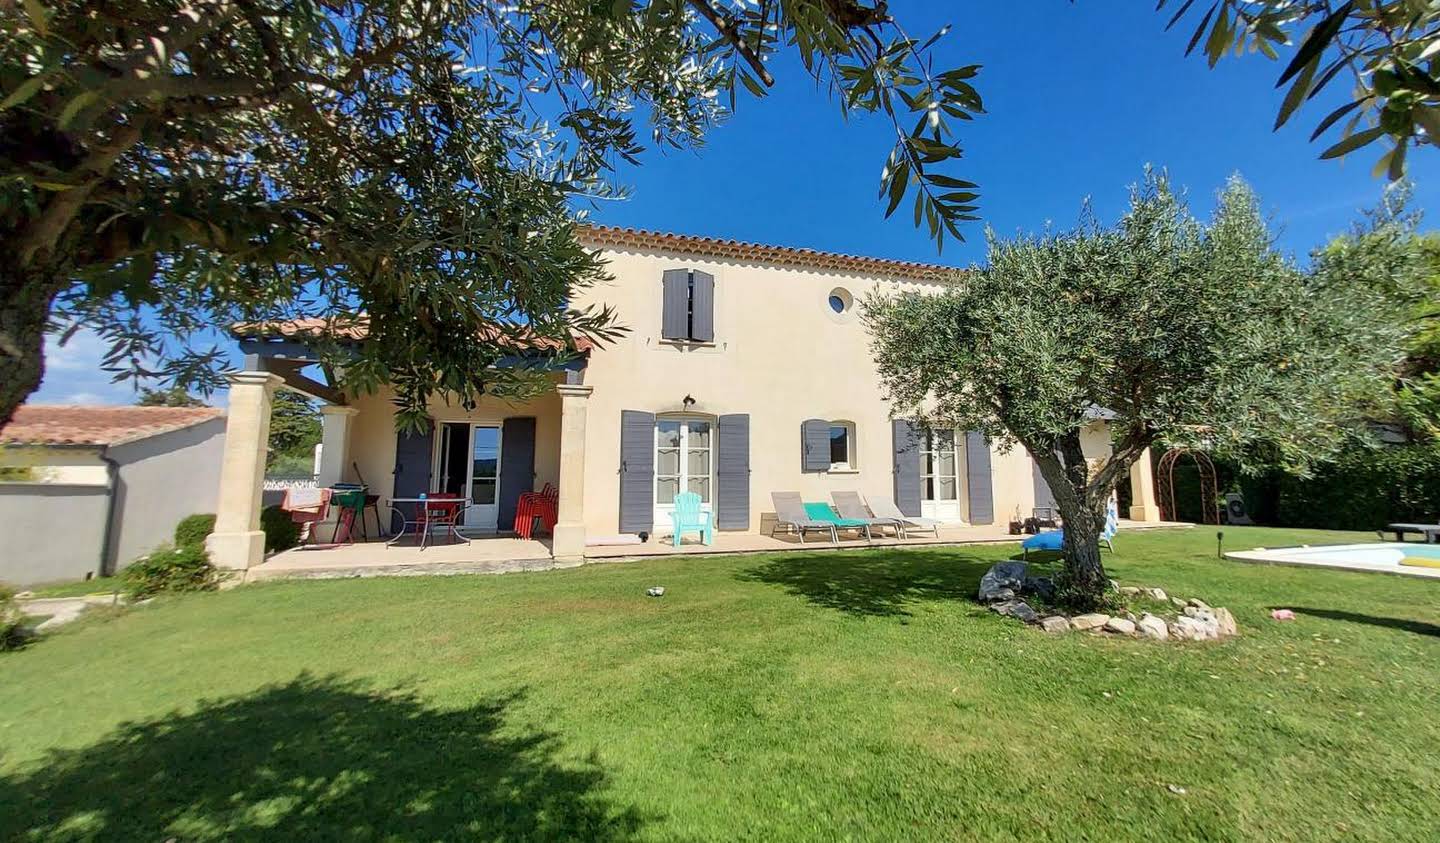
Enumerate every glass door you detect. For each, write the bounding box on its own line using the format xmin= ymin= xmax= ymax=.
xmin=464 ymin=425 xmax=502 ymax=532
xmin=654 ymin=417 xmax=713 ymax=527
xmin=921 ymin=429 xmax=964 ymax=522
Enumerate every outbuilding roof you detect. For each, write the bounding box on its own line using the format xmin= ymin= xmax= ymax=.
xmin=0 ymin=405 xmax=224 ymax=447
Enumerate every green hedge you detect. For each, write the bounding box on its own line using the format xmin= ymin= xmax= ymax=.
xmin=1271 ymin=444 xmax=1440 ymax=532
xmin=173 ymin=514 xmax=216 ymax=549
xmin=121 ymin=544 xmax=224 ymax=600
xmin=260 ymin=505 xmax=301 ymax=552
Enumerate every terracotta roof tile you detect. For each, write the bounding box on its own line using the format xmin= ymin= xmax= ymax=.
xmin=232 ymin=316 xmax=594 ymax=352
xmin=1 ymin=405 xmax=224 ymax=447
xmin=575 ymin=224 xmax=957 ymax=281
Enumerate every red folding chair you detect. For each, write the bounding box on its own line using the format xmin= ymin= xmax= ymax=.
xmin=418 ymin=494 xmax=468 ymax=549
xmin=282 ymin=488 xmax=332 ymax=546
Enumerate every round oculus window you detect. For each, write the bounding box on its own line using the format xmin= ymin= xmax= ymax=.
xmin=827 ymin=287 xmax=853 ymax=315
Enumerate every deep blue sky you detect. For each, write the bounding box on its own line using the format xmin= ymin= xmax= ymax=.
xmin=33 ymin=1 xmax=1439 ymax=404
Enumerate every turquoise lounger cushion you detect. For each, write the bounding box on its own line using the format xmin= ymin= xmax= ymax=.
xmin=803 ymin=502 xmax=868 ymax=527
xmin=1022 ymin=530 xmax=1064 ymax=552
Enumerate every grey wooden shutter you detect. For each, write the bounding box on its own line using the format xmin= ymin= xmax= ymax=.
xmin=619 ymin=410 xmax=656 ymax=533
xmin=393 ymin=424 xmax=435 ymax=499
xmin=690 ymin=270 xmax=715 ymax=342
xmin=965 ymin=431 xmax=995 ymax=525
xmin=801 ymin=418 xmax=831 ymax=472
xmin=716 ymin=414 xmax=750 ymax=529
xmin=497 ymin=417 xmax=536 ymax=533
xmin=661 ymin=270 xmax=690 ymax=340
xmin=1031 ymin=453 xmax=1056 ymax=513
xmin=892 ymin=419 xmax=923 ymax=517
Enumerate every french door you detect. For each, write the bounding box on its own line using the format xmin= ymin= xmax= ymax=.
xmin=437 ymin=423 xmax=502 ymax=532
xmin=653 ymin=417 xmax=713 ymax=527
xmin=920 ymin=428 xmax=964 ymax=522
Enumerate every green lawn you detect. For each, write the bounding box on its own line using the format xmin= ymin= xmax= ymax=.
xmin=2 ymin=526 xmax=1437 ymax=841
xmin=23 ymin=576 xmax=123 ymax=598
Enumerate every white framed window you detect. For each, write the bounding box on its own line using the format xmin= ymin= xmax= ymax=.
xmin=654 ymin=416 xmax=714 ymax=515
xmin=828 ymin=421 xmax=856 ymax=471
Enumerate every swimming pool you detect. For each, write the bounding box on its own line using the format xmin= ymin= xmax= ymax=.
xmin=1226 ymin=543 xmax=1440 ymax=579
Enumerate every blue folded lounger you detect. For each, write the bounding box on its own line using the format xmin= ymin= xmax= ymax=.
xmin=1022 ymin=530 xmax=1064 ymax=558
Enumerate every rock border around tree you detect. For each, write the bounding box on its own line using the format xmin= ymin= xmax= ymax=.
xmin=978 ymin=561 xmax=1238 ymax=642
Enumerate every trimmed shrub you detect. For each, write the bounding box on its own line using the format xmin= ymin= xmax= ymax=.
xmin=121 ymin=544 xmax=224 ymax=600
xmin=261 ymin=505 xmax=301 ymax=552
xmin=174 ymin=513 xmax=217 ymax=549
xmin=1272 ymin=443 xmax=1440 ymax=532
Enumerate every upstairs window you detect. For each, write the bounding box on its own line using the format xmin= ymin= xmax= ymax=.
xmin=661 ymin=269 xmax=715 ymax=342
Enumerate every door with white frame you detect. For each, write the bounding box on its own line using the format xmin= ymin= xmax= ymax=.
xmin=436 ymin=423 xmax=502 ymax=532
xmin=653 ymin=416 xmax=714 ymax=530
xmin=920 ymin=428 xmax=966 ymax=522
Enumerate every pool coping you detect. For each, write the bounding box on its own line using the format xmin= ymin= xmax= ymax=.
xmin=1225 ymin=543 xmax=1440 ymax=580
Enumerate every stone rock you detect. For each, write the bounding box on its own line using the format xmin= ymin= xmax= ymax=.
xmin=1021 ymin=576 xmax=1056 ymax=602
xmin=1040 ymin=615 xmax=1070 ymax=634
xmin=1124 ymin=612 xmax=1138 ymax=623
xmin=979 ymin=561 xmax=1029 ymax=603
xmin=646 ymin=586 xmax=665 ymax=597
xmin=1213 ymin=607 xmax=1238 ymax=637
xmin=1137 ymin=613 xmax=1169 ymax=640
xmin=1108 ymin=578 xmax=1120 ymax=591
xmin=1118 ymin=585 xmax=1141 ymax=597
xmin=1104 ymin=617 xmax=1137 ymax=635
xmin=1071 ymin=613 xmax=1111 ymax=631
xmin=1187 ymin=597 xmax=1211 ymax=610
xmin=990 ymin=600 xmax=1039 ymax=624
xmin=1172 ymin=614 xmax=1219 ymax=641
xmin=1171 ymin=596 xmax=1188 ymax=608
xmin=1146 ymin=588 xmax=1168 ymax=602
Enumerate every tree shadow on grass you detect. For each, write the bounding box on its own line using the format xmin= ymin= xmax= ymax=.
xmin=0 ymin=674 xmax=644 ymax=842
xmin=736 ymin=549 xmax=1001 ymax=617
xmin=1276 ymin=606 xmax=1440 ymax=638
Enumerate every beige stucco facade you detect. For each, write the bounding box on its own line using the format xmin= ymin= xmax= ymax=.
xmin=207 ymin=233 xmax=1160 ymax=569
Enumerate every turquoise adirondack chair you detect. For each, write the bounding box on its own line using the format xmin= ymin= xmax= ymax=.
xmin=670 ymin=491 xmax=714 ymax=547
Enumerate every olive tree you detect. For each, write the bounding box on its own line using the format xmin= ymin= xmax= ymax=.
xmin=1161 ymin=1 xmax=1440 ymax=177
xmin=864 ymin=171 xmax=1408 ymax=606
xmin=0 ymin=0 xmax=984 ymax=427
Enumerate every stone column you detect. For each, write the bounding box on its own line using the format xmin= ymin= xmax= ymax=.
xmin=550 ymin=384 xmax=592 ymax=563
xmin=1129 ymin=447 xmax=1162 ymax=522
xmin=316 ymin=405 xmax=359 ymax=487
xmin=206 ymin=371 xmax=283 ymax=570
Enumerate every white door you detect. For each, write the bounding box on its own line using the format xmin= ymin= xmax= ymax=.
xmin=653 ymin=417 xmax=714 ymax=529
xmin=921 ymin=429 xmax=964 ymax=522
xmin=464 ymin=425 xmax=502 ymax=532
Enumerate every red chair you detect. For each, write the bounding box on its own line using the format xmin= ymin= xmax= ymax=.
xmin=282 ymin=488 xmax=332 ymax=546
xmin=513 ymin=485 xmax=560 ymax=538
xmin=418 ymin=494 xmax=468 ymax=549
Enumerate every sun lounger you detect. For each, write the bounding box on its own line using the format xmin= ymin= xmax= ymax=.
xmin=865 ymin=495 xmax=942 ymax=538
xmin=770 ymin=492 xmax=838 ymax=543
xmin=831 ymin=491 xmax=905 ymax=538
xmin=1387 ymin=523 xmax=1440 ymax=543
xmin=804 ymin=502 xmax=873 ymax=541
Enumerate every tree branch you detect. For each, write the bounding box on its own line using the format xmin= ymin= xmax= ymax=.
xmin=687 ymin=0 xmax=775 ymax=86
xmin=15 ymin=123 xmax=145 ymax=265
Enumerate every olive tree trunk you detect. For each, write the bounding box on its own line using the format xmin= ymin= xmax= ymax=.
xmin=0 ymin=266 xmax=63 ymax=428
xmin=1028 ymin=427 xmax=1147 ymax=608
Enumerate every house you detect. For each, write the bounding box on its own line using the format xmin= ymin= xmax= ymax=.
xmin=0 ymin=405 xmax=226 ymax=586
xmin=205 ymin=226 xmax=1162 ymax=571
